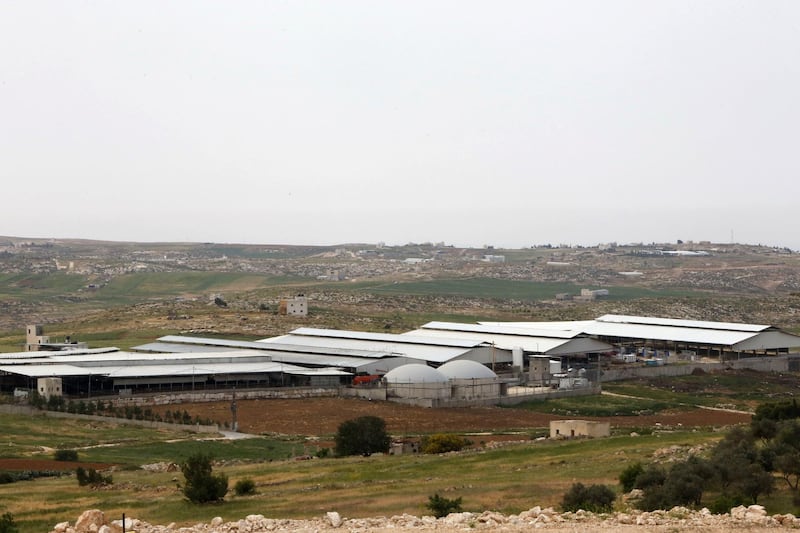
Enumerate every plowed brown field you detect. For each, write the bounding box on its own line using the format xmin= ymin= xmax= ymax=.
xmin=161 ymin=397 xmax=751 ymax=437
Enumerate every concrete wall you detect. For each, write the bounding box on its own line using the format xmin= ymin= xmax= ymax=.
xmin=386 ymin=382 xmax=450 ymax=400
xmin=600 ymin=355 xmax=800 ymax=382
xmin=108 ymin=386 xmax=338 ymax=407
xmin=451 ymin=379 xmax=501 ymax=400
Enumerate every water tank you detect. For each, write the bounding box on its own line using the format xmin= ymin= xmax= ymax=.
xmin=512 ymin=347 xmax=524 ymax=370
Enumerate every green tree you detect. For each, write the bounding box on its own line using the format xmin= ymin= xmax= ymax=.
xmin=768 ymin=420 xmax=800 ymax=491
xmin=421 ymin=434 xmax=470 ymax=454
xmin=180 ymin=453 xmax=228 ymax=504
xmin=561 ymin=483 xmax=616 ymax=513
xmin=234 ymin=478 xmax=256 ymax=496
xmin=334 ymin=416 xmax=391 ymax=457
xmin=426 ymin=493 xmax=463 ymax=518
xmin=619 ymin=462 xmax=644 ymax=493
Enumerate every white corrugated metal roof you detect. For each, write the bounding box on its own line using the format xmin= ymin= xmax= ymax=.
xmin=0 ymin=364 xmax=91 ymax=377
xmin=404 ymin=328 xmax=612 ymax=355
xmin=478 ymin=316 xmax=800 ymax=350
xmin=258 ymin=333 xmax=480 ymax=364
xmin=277 ymin=327 xmax=487 ymax=348
xmin=421 ymin=321 xmax=583 ymax=339
xmin=1 ymin=360 xmax=351 ymax=379
xmin=151 ymin=335 xmax=393 ymax=358
xmin=595 ymin=314 xmax=772 ymax=332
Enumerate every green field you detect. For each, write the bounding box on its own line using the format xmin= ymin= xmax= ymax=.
xmin=0 ymin=410 xmax=727 ymax=533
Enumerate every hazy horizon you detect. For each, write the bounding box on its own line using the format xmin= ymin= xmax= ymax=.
xmin=2 ymin=2 xmax=798 ymax=250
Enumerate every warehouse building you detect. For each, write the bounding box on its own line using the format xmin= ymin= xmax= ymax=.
xmin=480 ymin=314 xmax=800 ymax=361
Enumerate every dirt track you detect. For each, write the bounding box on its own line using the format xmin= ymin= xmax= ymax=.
xmin=162 ymin=397 xmax=751 ymax=437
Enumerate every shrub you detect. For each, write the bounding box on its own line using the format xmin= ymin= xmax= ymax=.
xmin=561 ymin=483 xmax=616 ymax=513
xmin=709 ymin=494 xmax=745 ymax=515
xmin=421 ymin=434 xmax=470 ymax=454
xmin=234 ymin=478 xmax=256 ymax=496
xmin=316 ymin=447 xmax=331 ymax=458
xmin=76 ymin=467 xmax=112 ymax=487
xmin=334 ymin=416 xmax=391 ymax=457
xmin=426 ymin=493 xmax=463 ymax=518
xmin=54 ymin=449 xmax=78 ymax=462
xmin=619 ymin=462 xmax=644 ymax=492
xmin=0 ymin=512 xmax=18 ymax=533
xmin=180 ymin=453 xmax=228 ymax=504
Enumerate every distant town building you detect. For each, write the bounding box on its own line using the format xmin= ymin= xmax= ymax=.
xmin=575 ymin=289 xmax=609 ymax=301
xmin=482 ymin=254 xmax=506 ymax=263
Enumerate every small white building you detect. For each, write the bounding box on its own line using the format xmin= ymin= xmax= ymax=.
xmin=550 ymin=419 xmax=610 ymax=439
xmin=280 ymin=295 xmax=308 ymax=317
xmin=37 ymin=377 xmax=63 ymax=399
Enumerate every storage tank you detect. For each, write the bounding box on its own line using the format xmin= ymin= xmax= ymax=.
xmin=512 ymin=347 xmax=524 ymax=371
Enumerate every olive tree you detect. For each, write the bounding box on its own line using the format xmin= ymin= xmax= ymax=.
xmin=334 ymin=416 xmax=391 ymax=457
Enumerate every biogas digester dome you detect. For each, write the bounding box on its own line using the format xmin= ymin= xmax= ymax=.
xmin=384 ymin=364 xmax=447 ymax=383
xmin=437 ymin=360 xmax=498 ymax=380
xmin=383 ymin=362 xmax=500 ymax=403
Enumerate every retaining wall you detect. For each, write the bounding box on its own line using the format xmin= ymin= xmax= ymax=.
xmin=108 ymin=386 xmax=338 ymax=407
xmin=600 ymin=355 xmax=800 ymax=382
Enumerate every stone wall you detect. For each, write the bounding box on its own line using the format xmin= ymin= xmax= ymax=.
xmin=0 ymin=404 xmax=219 ymax=434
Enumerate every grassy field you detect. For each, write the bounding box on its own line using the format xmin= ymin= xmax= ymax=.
xmin=602 ymin=370 xmax=800 ymax=412
xmin=0 ymin=409 xmax=727 ymax=533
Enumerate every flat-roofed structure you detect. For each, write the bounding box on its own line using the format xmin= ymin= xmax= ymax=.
xmin=480 ymin=314 xmax=800 ymax=359
xmin=0 ymin=347 xmax=352 ymax=396
xmin=258 ymin=327 xmax=506 ymax=366
xmin=134 ymin=335 xmax=415 ymax=375
xmin=408 ymin=322 xmax=613 ymax=356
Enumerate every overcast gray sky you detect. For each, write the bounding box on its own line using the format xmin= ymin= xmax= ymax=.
xmin=2 ymin=1 xmax=798 ymax=249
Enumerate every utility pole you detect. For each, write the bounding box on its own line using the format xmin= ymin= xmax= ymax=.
xmin=230 ymin=387 xmax=238 ymax=432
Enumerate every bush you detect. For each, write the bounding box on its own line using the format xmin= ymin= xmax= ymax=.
xmin=54 ymin=449 xmax=78 ymax=462
xmin=561 ymin=483 xmax=616 ymax=513
xmin=426 ymin=493 xmax=463 ymax=518
xmin=234 ymin=478 xmax=256 ymax=496
xmin=76 ymin=467 xmax=112 ymax=487
xmin=0 ymin=513 xmax=18 ymax=533
xmin=180 ymin=453 xmax=228 ymax=504
xmin=619 ymin=462 xmax=644 ymax=492
xmin=421 ymin=434 xmax=470 ymax=454
xmin=334 ymin=416 xmax=391 ymax=457
xmin=316 ymin=447 xmax=331 ymax=458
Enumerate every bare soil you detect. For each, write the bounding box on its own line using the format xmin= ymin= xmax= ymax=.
xmin=0 ymin=458 xmax=114 ymax=471
xmin=161 ymin=397 xmax=751 ymax=437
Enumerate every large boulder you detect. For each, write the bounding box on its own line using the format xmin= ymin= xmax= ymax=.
xmin=75 ymin=510 xmax=105 ymax=533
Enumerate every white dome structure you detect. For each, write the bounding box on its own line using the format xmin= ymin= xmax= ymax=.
xmin=384 ymin=364 xmax=447 ymax=383
xmin=383 ymin=364 xmax=450 ymax=402
xmin=438 ymin=360 xmax=497 ymax=380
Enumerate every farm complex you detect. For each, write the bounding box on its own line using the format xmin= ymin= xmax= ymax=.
xmin=1 ymin=315 xmax=799 ymax=407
